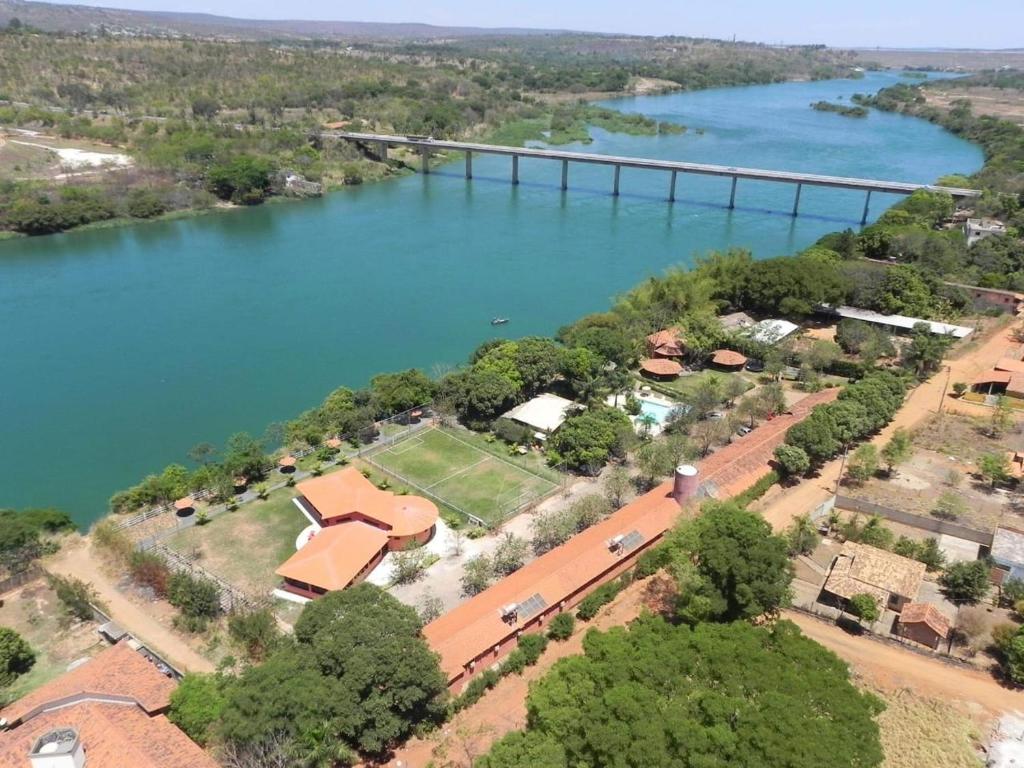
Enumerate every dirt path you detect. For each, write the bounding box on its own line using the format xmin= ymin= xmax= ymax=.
xmin=45 ymin=538 xmax=214 ymax=674
xmin=388 ymin=578 xmax=655 ymax=768
xmin=786 ymin=610 xmax=1023 ymax=718
xmin=756 ymin=320 xmax=1023 ymax=532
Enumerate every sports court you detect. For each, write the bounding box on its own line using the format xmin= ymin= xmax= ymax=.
xmin=367 ymin=427 xmax=560 ymax=524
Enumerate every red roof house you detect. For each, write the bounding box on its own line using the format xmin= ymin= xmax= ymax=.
xmin=0 ymin=643 xmax=217 ymax=768
xmin=646 ymin=328 xmax=685 ymax=358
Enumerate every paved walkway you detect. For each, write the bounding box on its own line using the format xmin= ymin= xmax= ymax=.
xmin=755 ymin=320 xmax=1024 ymax=532
xmin=45 ymin=537 xmax=215 ymax=674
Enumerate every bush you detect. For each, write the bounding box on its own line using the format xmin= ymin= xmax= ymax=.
xmin=940 ymin=560 xmax=991 ymax=605
xmin=207 ymin=155 xmax=274 ymax=204
xmin=227 ymin=608 xmax=279 ymax=661
xmin=517 ymin=633 xmax=548 ymax=665
xmin=576 ymin=578 xmax=627 ymax=621
xmin=129 ymin=550 xmax=172 ymax=597
xmin=125 ymin=189 xmax=167 ymax=218
xmin=48 ymin=574 xmax=99 ymax=621
xmin=547 ymin=612 xmax=575 ymax=641
xmin=634 ymin=545 xmax=671 ymax=579
xmin=91 ymin=518 xmax=133 ymax=563
xmin=0 ymin=627 xmax=36 ymax=687
xmin=167 ymin=571 xmax=222 ymax=619
xmin=492 ymin=418 xmax=532 ymax=445
xmin=168 ymin=673 xmax=226 ymax=746
xmin=501 ymin=648 xmax=528 ymax=675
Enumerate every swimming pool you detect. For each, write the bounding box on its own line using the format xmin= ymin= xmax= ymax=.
xmin=638 ymin=398 xmax=675 ymax=426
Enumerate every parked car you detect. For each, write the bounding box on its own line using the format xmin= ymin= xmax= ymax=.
xmin=746 ymin=359 xmax=764 ymax=373
xmin=708 ymin=411 xmax=726 ymax=420
xmin=736 ymin=425 xmax=752 ymax=436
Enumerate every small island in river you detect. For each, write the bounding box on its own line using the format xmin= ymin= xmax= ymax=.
xmin=811 ymin=100 xmax=869 ymax=117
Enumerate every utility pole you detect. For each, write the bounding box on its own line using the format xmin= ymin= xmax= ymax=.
xmin=938 ymin=365 xmax=952 ymax=413
xmin=833 ymin=444 xmax=849 ymax=497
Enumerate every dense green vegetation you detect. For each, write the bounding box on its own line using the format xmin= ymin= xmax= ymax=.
xmin=811 ymin=100 xmax=868 ymax=117
xmin=0 ymin=627 xmax=36 ymax=688
xmin=168 ymin=583 xmax=446 ymax=764
xmin=0 ymin=507 xmax=75 ymax=575
xmin=0 ymin=23 xmax=858 ymax=236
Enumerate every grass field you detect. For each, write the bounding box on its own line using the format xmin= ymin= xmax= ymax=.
xmin=367 ymin=427 xmax=560 ymax=524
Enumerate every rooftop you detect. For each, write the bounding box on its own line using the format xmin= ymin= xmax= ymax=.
xmin=297 ymin=467 xmax=438 ymax=537
xmin=0 ymin=643 xmax=216 ymax=768
xmin=823 ymin=305 xmax=973 ymax=339
xmin=748 ymin=318 xmax=800 ymax=345
xmin=502 ymin=393 xmax=580 ymax=434
xmin=719 ymin=311 xmax=756 ymax=332
xmin=824 ymin=542 xmax=925 ymax=604
xmin=276 ymin=521 xmax=389 ymax=591
xmin=899 ymin=602 xmax=951 ymax=639
xmin=993 ymin=526 xmax=1024 ymax=568
xmin=711 ymin=349 xmax=747 ymax=367
xmin=646 ymin=328 xmax=685 ymax=356
xmin=640 ymin=358 xmax=683 ymax=376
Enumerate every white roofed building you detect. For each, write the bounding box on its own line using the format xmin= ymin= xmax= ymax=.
xmin=502 ymin=393 xmax=581 ymax=438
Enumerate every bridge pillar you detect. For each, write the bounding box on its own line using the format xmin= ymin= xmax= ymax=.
xmin=729 ymin=176 xmax=738 ymax=209
xmin=561 ymin=159 xmax=569 ymax=191
xmin=379 ymin=141 xmax=388 ymax=163
xmin=465 ymin=151 xmax=473 ymax=180
xmin=669 ymin=170 xmax=677 ymax=202
xmin=792 ymin=183 xmax=803 ymax=217
xmin=861 ymin=190 xmax=872 ymax=225
xmin=512 ymin=155 xmax=519 ymax=185
xmin=612 ymin=165 xmax=621 ymax=196
xmin=421 ymin=146 xmax=429 ymax=175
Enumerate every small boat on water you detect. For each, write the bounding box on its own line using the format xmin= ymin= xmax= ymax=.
xmin=491 ymin=317 xmax=509 ymax=326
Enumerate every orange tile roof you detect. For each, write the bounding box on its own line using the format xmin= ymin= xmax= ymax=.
xmin=0 ymin=643 xmax=217 ymax=768
xmin=297 ymin=467 xmax=438 ymax=537
xmin=899 ymin=602 xmax=951 ymax=639
xmin=1009 ymin=373 xmax=1024 ymax=398
xmin=423 ymin=483 xmax=682 ymax=681
xmin=975 ymin=370 xmax=1012 ymax=385
xmin=173 ymin=497 xmax=194 ymax=511
xmin=276 ymin=521 xmax=389 ymax=591
xmin=646 ymin=328 xmax=685 ymax=356
xmin=995 ymin=357 xmax=1024 ymax=373
xmin=279 ymin=455 xmax=297 ymax=467
xmin=0 ymin=703 xmax=218 ymax=768
xmin=712 ymin=349 xmax=747 ymax=367
xmin=1 ymin=643 xmax=174 ymax=726
xmin=640 ymin=358 xmax=683 ymax=376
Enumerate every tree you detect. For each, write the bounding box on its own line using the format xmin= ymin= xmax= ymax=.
xmin=805 ymin=340 xmax=841 ymax=372
xmin=880 ymin=429 xmax=912 ymax=474
xmin=1001 ymin=630 xmax=1024 ymax=684
xmin=846 ymin=443 xmax=879 ymax=484
xmin=939 ymin=560 xmax=991 ymax=605
xmin=492 ymin=533 xmax=529 ymax=576
xmin=289 ymin=584 xmax=447 ymax=756
xmin=635 ymin=440 xmax=674 ymax=489
xmin=0 ymin=627 xmax=35 ymax=687
xmin=207 ymin=155 xmax=275 ymax=204
xmin=547 ymin=612 xmax=575 ymax=641
xmin=902 ymin=323 xmax=952 ymax=377
xmin=690 ymin=417 xmax=726 ymax=457
xmin=370 ymin=369 xmax=435 ymax=416
xmin=848 ymin=593 xmax=880 ymax=626
xmin=932 ymin=490 xmax=968 ymax=520
xmin=228 ymin=608 xmax=280 ymax=662
xmin=48 ymin=574 xmax=101 ymax=621
xmin=774 ymin=443 xmax=810 ymax=478
xmin=481 ymin=618 xmax=884 ymax=768
xmin=784 ymin=514 xmax=820 ymax=556
xmin=417 ymin=591 xmax=444 ymax=623
xmin=723 ymin=376 xmax=749 ymax=406
xmin=671 ymin=501 xmax=793 ymax=622
xmin=169 ymin=673 xmax=227 ymax=746
xmin=989 ymin=396 xmax=1014 ymax=438
xmin=603 ymin=465 xmax=631 ymax=507
xmin=168 ymin=571 xmax=222 ymax=627
xmin=461 ymin=554 xmax=494 ymax=596
xmin=978 ymin=451 xmax=1011 ymax=488
xmin=390 ymin=546 xmax=428 ymax=585
xmin=190 ymin=95 xmax=220 ymax=120
xmin=546 ymin=407 xmax=632 ymax=474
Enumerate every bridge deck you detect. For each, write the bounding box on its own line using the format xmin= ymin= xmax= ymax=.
xmin=328 ymin=131 xmax=981 ymax=197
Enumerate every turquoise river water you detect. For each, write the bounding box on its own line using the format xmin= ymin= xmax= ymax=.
xmin=0 ymin=72 xmax=983 ymax=526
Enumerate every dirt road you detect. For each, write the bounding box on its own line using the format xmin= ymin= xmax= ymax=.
xmin=756 ymin=320 xmax=1022 ymax=532
xmin=45 ymin=537 xmax=214 ymax=674
xmin=786 ymin=610 xmax=1022 ymax=717
xmin=388 ymin=578 xmax=657 ymax=768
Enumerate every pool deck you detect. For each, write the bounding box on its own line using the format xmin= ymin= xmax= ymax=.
xmin=606 ymin=388 xmax=679 ymax=437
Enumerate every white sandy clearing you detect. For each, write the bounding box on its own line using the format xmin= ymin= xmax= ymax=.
xmin=11 ymin=140 xmax=132 ymax=169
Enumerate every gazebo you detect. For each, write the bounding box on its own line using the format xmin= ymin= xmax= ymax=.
xmin=711 ymin=349 xmax=748 ymax=370
xmin=325 ymin=437 xmax=343 ymax=450
xmin=278 ymin=455 xmax=297 ymax=473
xmin=646 ymin=328 xmax=685 ymax=358
xmin=173 ymin=497 xmax=195 ymax=516
xmin=640 ymin=358 xmax=683 ymax=380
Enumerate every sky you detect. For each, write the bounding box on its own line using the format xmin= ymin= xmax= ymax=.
xmin=41 ymin=0 xmax=1024 ymax=49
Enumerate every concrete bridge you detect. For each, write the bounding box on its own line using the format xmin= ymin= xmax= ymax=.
xmin=328 ymin=131 xmax=981 ymax=224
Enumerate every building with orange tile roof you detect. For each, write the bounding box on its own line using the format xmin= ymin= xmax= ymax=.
xmin=277 ymin=467 xmax=439 ymax=598
xmin=422 ymin=388 xmax=836 ymax=692
xmin=646 ymin=328 xmax=685 ymax=358
xmin=640 ymin=358 xmax=683 ymax=379
xmin=896 ymin=602 xmax=952 ymax=650
xmin=711 ymin=349 xmax=748 ymax=369
xmin=0 ymin=642 xmax=217 ymax=768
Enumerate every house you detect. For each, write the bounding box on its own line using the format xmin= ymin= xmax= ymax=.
xmin=640 ymin=358 xmax=683 ymax=380
xmin=501 ymin=393 xmax=579 ymax=438
xmin=748 ymin=318 xmax=799 ymax=345
xmin=992 ymin=527 xmax=1024 ymax=583
xmin=276 ymin=468 xmax=438 ymax=599
xmin=964 ymin=217 xmax=1006 ymax=247
xmin=896 ymin=602 xmax=952 ymax=650
xmin=0 ymin=642 xmax=217 ymax=768
xmin=820 ymin=305 xmax=973 ymax=339
xmin=822 ymin=542 xmax=925 ymax=613
xmin=710 ymin=349 xmax=748 ymax=370
xmin=946 ymin=282 xmax=1024 ymax=315
xmin=646 ymin=328 xmax=685 ymax=358
xmin=972 ymin=369 xmax=1024 ymax=398
xmin=718 ymin=311 xmax=756 ymax=333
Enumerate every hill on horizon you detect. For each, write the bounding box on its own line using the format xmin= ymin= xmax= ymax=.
xmin=0 ymin=0 xmax=576 ymax=39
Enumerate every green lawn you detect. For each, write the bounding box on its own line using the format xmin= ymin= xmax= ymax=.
xmin=165 ymin=487 xmax=308 ymax=597
xmin=640 ymin=369 xmax=755 ymax=402
xmin=366 ymin=427 xmax=560 ymax=524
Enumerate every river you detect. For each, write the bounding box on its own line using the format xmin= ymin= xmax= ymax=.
xmin=0 ymin=71 xmax=982 ymax=526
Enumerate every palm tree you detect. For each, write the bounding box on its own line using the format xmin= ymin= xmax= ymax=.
xmin=638 ymin=412 xmax=658 ymax=437
xmin=291 ymin=723 xmax=356 ymax=768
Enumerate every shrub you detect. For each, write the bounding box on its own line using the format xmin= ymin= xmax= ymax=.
xmin=227 ymin=608 xmax=279 ymax=661
xmin=547 ymin=612 xmax=575 ymax=641
xmin=167 ymin=571 xmax=221 ymax=619
xmin=0 ymin=627 xmax=36 ymax=687
xmin=47 ymin=574 xmax=100 ymax=621
xmin=168 ymin=673 xmax=226 ymax=746
xmin=493 ymin=418 xmax=532 ymax=445
xmin=634 ymin=546 xmax=671 ymax=579
xmin=91 ymin=518 xmax=133 ymax=563
xmin=517 ymin=633 xmax=548 ymax=665
xmin=501 ymin=648 xmax=528 ymax=675
xmin=129 ymin=550 xmax=172 ymax=597
xmin=125 ymin=189 xmax=167 ymax=218
xmin=576 ymin=578 xmax=627 ymax=621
